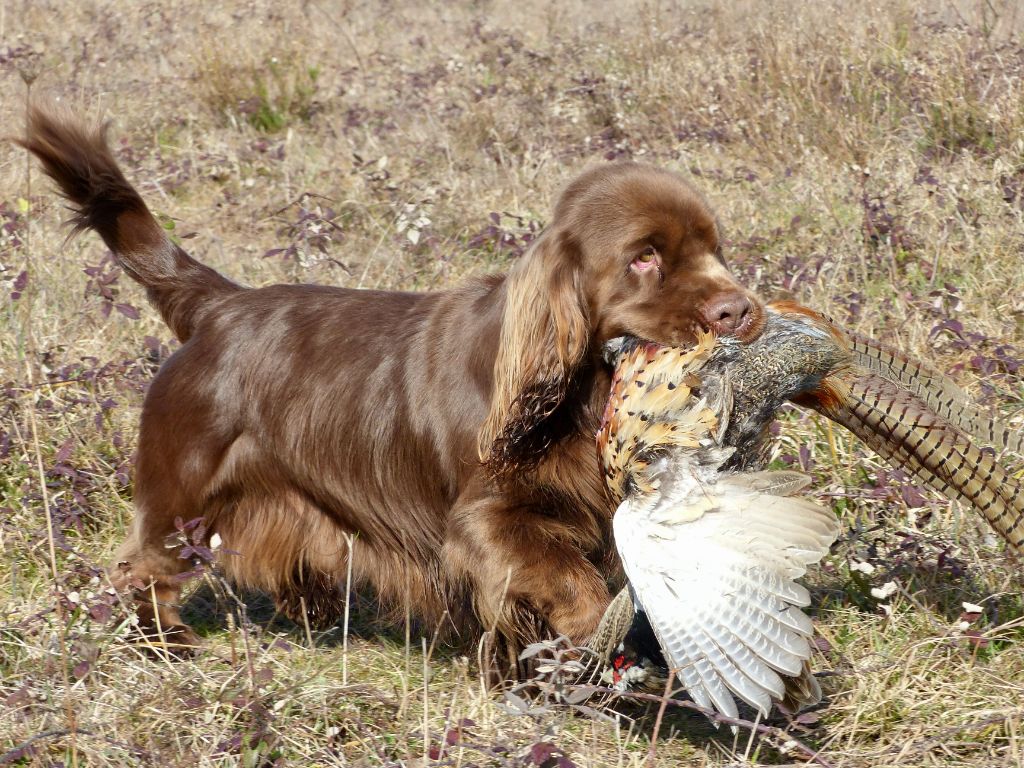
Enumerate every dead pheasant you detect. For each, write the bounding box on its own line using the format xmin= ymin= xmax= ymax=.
xmin=592 ymin=301 xmax=1023 ymax=721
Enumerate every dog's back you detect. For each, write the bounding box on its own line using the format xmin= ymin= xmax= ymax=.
xmin=21 ymin=107 xmax=507 ymax=650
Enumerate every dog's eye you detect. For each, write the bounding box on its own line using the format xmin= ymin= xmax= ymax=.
xmin=631 ymin=247 xmax=658 ymax=272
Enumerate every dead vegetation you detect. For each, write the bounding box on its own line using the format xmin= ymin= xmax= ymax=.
xmin=2 ymin=0 xmax=1023 ymax=765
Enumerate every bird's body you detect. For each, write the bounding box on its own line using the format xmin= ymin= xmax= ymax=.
xmin=594 ymin=301 xmax=1023 ymax=721
xmin=595 ymin=312 xmax=847 ymax=719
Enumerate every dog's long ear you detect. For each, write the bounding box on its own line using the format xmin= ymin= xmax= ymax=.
xmin=479 ymin=226 xmax=590 ymax=475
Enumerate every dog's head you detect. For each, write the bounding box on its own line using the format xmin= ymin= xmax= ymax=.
xmin=480 ymin=162 xmax=764 ymax=472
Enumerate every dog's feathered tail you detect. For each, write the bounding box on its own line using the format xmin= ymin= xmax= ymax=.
xmin=18 ymin=105 xmax=241 ymax=341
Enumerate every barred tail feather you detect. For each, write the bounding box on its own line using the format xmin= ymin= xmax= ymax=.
xmin=847 ymin=330 xmax=1023 ymax=455
xmin=818 ymin=372 xmax=1024 ymax=553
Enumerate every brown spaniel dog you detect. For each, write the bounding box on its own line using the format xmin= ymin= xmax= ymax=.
xmin=22 ymin=107 xmax=764 ymax=670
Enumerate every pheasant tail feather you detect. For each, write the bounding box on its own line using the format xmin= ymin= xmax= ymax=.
xmin=817 ymin=372 xmax=1024 ymax=553
xmin=848 ymin=330 xmax=1023 ymax=455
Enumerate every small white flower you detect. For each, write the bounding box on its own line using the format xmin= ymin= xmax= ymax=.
xmin=326 ymin=726 xmax=341 ymax=738
xmin=962 ymin=601 xmax=984 ymax=614
xmin=66 ymin=591 xmax=80 ymax=605
xmin=210 ymin=533 xmax=223 ymax=550
xmin=957 ymin=621 xmax=971 ymax=632
xmin=851 ymin=560 xmax=875 ymax=575
xmin=871 ymin=581 xmax=897 ymax=600
xmin=878 ymin=603 xmax=893 ymax=617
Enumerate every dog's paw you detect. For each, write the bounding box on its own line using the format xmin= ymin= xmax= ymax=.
xmin=135 ymin=623 xmax=203 ymax=659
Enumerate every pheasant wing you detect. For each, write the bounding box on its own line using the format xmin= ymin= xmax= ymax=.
xmin=613 ymin=474 xmax=839 ymax=719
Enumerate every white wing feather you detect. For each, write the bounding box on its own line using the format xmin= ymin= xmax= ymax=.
xmin=614 ymin=472 xmax=839 ymax=719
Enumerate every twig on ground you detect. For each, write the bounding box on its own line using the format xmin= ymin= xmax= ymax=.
xmin=646 ymin=668 xmax=676 ymax=765
xmin=564 ymin=683 xmax=835 ymax=768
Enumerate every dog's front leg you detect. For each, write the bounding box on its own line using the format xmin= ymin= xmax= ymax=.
xmin=445 ymin=476 xmax=611 ymax=652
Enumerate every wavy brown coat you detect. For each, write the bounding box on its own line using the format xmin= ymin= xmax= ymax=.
xmin=20 ymin=106 xmax=764 ymax=672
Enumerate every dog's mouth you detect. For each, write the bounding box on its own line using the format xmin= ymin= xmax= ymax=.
xmin=603 ymin=303 xmax=766 ymax=367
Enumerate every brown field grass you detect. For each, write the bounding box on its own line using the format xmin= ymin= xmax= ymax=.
xmin=2 ymin=0 xmax=1024 ymax=765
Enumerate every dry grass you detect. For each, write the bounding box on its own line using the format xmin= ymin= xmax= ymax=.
xmin=3 ymin=0 xmax=1024 ymax=765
